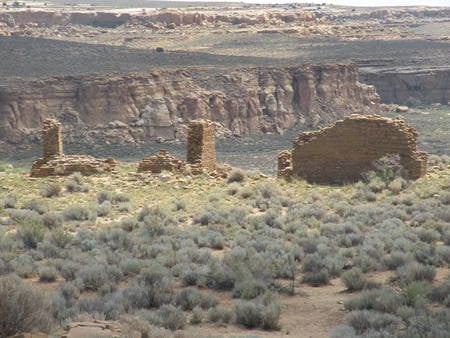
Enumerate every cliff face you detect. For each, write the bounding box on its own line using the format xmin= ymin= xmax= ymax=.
xmin=360 ymin=69 xmax=450 ymax=105
xmin=0 ymin=64 xmax=379 ymax=145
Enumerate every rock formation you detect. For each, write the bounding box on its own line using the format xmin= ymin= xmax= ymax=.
xmin=0 ymin=64 xmax=380 ymax=146
xmin=187 ymin=119 xmax=216 ymax=171
xmin=279 ymin=115 xmax=428 ymax=184
xmin=30 ymin=118 xmax=117 ymax=177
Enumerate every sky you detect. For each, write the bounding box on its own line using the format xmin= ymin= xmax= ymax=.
xmin=240 ymin=0 xmax=450 ymax=6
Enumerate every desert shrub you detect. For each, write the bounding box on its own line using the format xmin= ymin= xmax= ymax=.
xmin=111 ymin=192 xmax=130 ymax=204
xmin=235 ymin=296 xmax=281 ymax=330
xmin=49 ymin=229 xmax=72 ymax=248
xmin=0 ymin=275 xmax=53 ymax=337
xmin=174 ymin=287 xmax=218 ymax=310
xmin=97 ymin=190 xmax=112 ymax=204
xmin=430 ymin=280 xmax=450 ymax=304
xmin=65 ymin=173 xmax=88 ymax=193
xmin=388 ymin=177 xmax=407 ymax=194
xmin=3 ymin=194 xmax=17 ymax=208
xmin=10 ymin=254 xmax=35 ymax=278
xmin=16 ymin=220 xmax=46 ymax=249
xmin=415 ymin=228 xmax=441 ymax=243
xmin=440 ymin=192 xmax=450 ymax=205
xmin=382 ymin=251 xmax=414 ymax=270
xmin=397 ymin=262 xmax=436 ymax=285
xmin=78 ymin=265 xmax=108 ymax=291
xmin=345 ymin=288 xmax=404 ymax=314
xmin=22 ymin=199 xmax=48 ymax=215
xmin=96 ymin=201 xmax=112 ymax=217
xmin=342 ymin=268 xmax=368 ymax=291
xmin=207 ymin=307 xmax=233 ymax=324
xmin=63 ymin=205 xmax=90 ymax=221
xmin=138 ymin=206 xmax=177 ymax=236
xmin=60 ymin=261 xmax=80 ymax=281
xmin=191 ymin=306 xmax=204 ymax=324
xmin=119 ymin=216 xmax=138 ymax=232
xmin=42 ymin=212 xmax=63 ymax=229
xmin=148 ymin=304 xmax=186 ymax=331
xmin=346 ymin=310 xmax=401 ymax=334
xmin=121 ymin=258 xmax=146 ymax=276
xmin=402 ymin=281 xmax=431 ymax=307
xmin=40 ymin=182 xmax=62 ymax=198
xmin=301 ymin=253 xmax=330 ymax=286
xmin=228 ymin=168 xmax=246 ymax=183
xmin=38 ymin=266 xmax=58 ymax=282
xmin=233 ymin=279 xmax=267 ymax=299
xmin=78 ymin=292 xmax=126 ymax=320
xmin=227 ymin=182 xmax=240 ymax=196
xmin=364 ymin=154 xmax=405 ymax=185
xmin=172 ymin=198 xmax=186 ymax=211
xmin=368 ymin=176 xmax=386 ymax=193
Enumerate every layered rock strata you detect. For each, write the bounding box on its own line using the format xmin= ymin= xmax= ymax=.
xmin=30 ymin=118 xmax=117 ymax=177
xmin=0 ymin=64 xmax=380 ymax=146
xmin=279 ymin=115 xmax=428 ymax=184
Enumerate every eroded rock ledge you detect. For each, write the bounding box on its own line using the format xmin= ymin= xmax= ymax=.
xmin=0 ymin=64 xmax=379 ymax=146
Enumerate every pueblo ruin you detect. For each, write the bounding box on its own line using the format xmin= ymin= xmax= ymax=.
xmin=30 ymin=119 xmax=117 ymax=177
xmin=138 ymin=119 xmax=219 ymax=175
xmin=278 ymin=115 xmax=428 ymax=184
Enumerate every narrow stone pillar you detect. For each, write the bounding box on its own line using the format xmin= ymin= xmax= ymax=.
xmin=187 ymin=119 xmax=216 ymax=171
xmin=278 ymin=150 xmax=292 ymax=178
xmin=42 ymin=118 xmax=63 ymax=159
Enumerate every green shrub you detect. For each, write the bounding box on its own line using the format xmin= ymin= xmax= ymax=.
xmin=234 ymin=298 xmax=281 ymax=330
xmin=10 ymin=254 xmax=35 ymax=278
xmin=38 ymin=266 xmax=58 ymax=282
xmin=344 ymin=288 xmax=404 ymax=314
xmin=191 ymin=306 xmax=204 ymax=324
xmin=22 ymin=199 xmax=48 ymax=215
xmin=174 ymin=287 xmax=218 ymax=310
xmin=0 ymin=275 xmax=53 ymax=337
xmin=65 ymin=173 xmax=88 ymax=193
xmin=96 ymin=201 xmax=112 ymax=217
xmin=97 ymin=190 xmax=113 ymax=204
xmin=16 ymin=220 xmax=46 ymax=249
xmin=49 ymin=229 xmax=72 ymax=248
xmin=341 ymin=268 xmax=367 ymax=291
xmin=402 ymin=281 xmax=431 ymax=307
xmin=78 ymin=265 xmax=108 ymax=291
xmin=346 ymin=310 xmax=401 ymax=334
xmin=3 ymin=194 xmax=17 ymax=208
xmin=42 ymin=212 xmax=63 ymax=229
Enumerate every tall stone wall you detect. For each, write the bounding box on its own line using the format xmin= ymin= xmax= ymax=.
xmin=283 ymin=115 xmax=427 ymax=184
xmin=42 ymin=118 xmax=64 ymax=159
xmin=187 ymin=120 xmax=216 ymax=171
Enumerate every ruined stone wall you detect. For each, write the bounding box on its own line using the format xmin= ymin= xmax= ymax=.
xmin=30 ymin=118 xmax=116 ymax=177
xmin=187 ymin=120 xmax=216 ymax=171
xmin=286 ymin=115 xmax=427 ymax=184
xmin=137 ymin=150 xmax=185 ymax=173
xmin=42 ymin=118 xmax=64 ymax=159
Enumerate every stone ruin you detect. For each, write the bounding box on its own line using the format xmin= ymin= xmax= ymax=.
xmin=138 ymin=119 xmax=219 ymax=175
xmin=278 ymin=115 xmax=428 ymax=184
xmin=186 ymin=119 xmax=216 ymax=171
xmin=137 ymin=150 xmax=185 ymax=173
xmin=30 ymin=119 xmax=117 ymax=177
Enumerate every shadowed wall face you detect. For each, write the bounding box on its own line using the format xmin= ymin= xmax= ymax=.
xmin=186 ymin=120 xmax=216 ymax=171
xmin=42 ymin=118 xmax=64 ymax=159
xmin=287 ymin=115 xmax=427 ymax=184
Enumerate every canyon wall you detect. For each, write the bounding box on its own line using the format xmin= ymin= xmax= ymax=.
xmin=0 ymin=64 xmax=379 ymax=146
xmin=0 ymin=9 xmax=316 ymax=29
xmin=360 ymin=68 xmax=450 ymax=105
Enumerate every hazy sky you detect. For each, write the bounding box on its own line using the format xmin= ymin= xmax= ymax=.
xmin=241 ymin=0 xmax=450 ymax=6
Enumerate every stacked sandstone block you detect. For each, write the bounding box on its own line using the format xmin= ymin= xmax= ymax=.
xmin=30 ymin=118 xmax=117 ymax=177
xmin=278 ymin=115 xmax=427 ymax=184
xmin=277 ymin=150 xmax=292 ymax=178
xmin=138 ymin=150 xmax=185 ymax=173
xmin=186 ymin=119 xmax=216 ymax=171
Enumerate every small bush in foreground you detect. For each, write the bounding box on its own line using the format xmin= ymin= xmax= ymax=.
xmin=397 ymin=262 xmax=436 ymax=285
xmin=63 ymin=205 xmax=90 ymax=221
xmin=150 ymin=304 xmax=186 ymax=331
xmin=228 ymin=168 xmax=246 ymax=183
xmin=207 ymin=307 xmax=233 ymax=324
xmin=0 ymin=275 xmax=53 ymax=337
xmin=341 ymin=268 xmax=368 ymax=291
xmin=235 ymin=295 xmax=281 ymax=330
xmin=38 ymin=266 xmax=58 ymax=282
xmin=40 ymin=182 xmax=62 ymax=198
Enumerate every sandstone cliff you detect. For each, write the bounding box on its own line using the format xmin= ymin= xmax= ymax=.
xmin=0 ymin=64 xmax=379 ymax=145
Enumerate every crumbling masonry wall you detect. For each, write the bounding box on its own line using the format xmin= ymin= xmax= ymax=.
xmin=187 ymin=119 xmax=216 ymax=171
xmin=138 ymin=150 xmax=185 ymax=173
xmin=30 ymin=118 xmax=116 ymax=177
xmin=280 ymin=115 xmax=427 ymax=184
xmin=42 ymin=118 xmax=64 ymax=159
